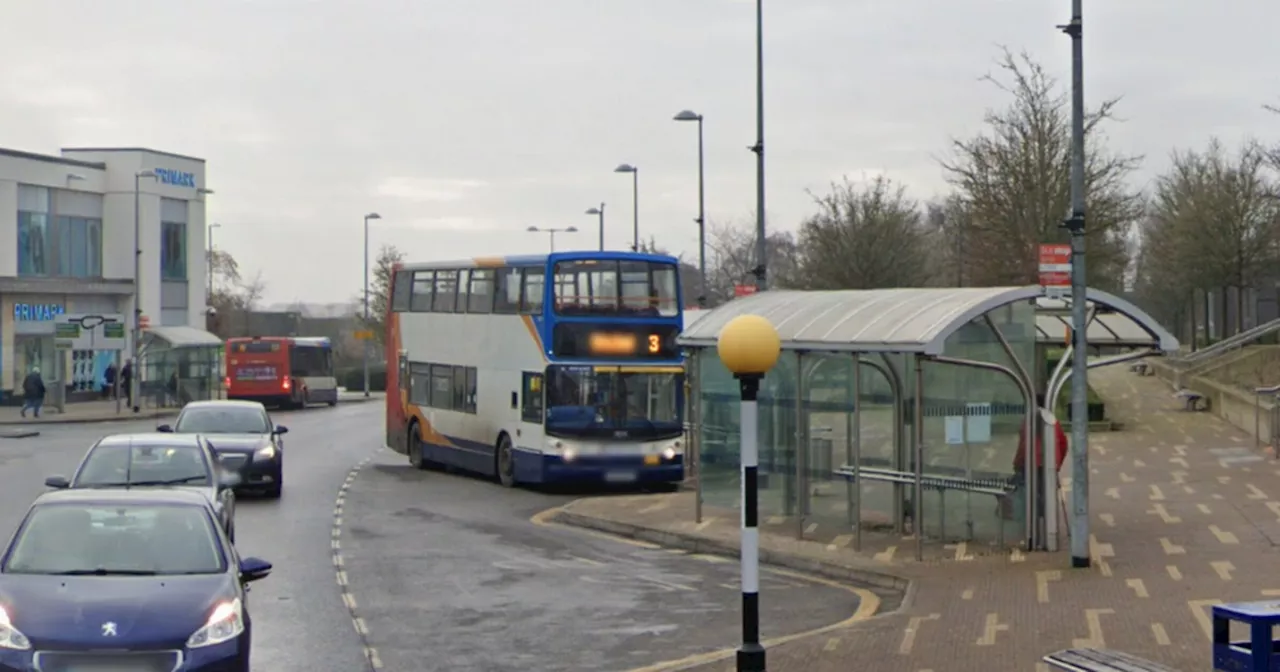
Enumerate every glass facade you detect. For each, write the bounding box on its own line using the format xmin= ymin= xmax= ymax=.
xmin=16 ymin=185 xmax=104 ymax=278
xmin=160 ymin=198 xmax=189 ymax=281
xmin=693 ymin=301 xmax=1038 ymax=552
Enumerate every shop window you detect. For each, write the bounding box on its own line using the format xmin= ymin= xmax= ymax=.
xmin=53 ymin=216 xmax=103 ymax=278
xmin=17 ymin=211 xmax=49 ymax=276
xmin=161 ymin=221 xmax=187 ymax=280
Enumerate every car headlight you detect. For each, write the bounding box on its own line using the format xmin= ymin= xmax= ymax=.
xmin=0 ymin=606 xmax=31 ymax=651
xmin=187 ymin=598 xmax=244 ymax=648
xmin=254 ymin=444 xmax=276 ymax=461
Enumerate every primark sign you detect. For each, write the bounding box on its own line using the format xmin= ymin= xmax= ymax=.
xmin=155 ymin=168 xmax=197 ymax=187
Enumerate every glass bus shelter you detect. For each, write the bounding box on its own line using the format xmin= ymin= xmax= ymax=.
xmin=678 ymin=286 xmax=1178 ymax=561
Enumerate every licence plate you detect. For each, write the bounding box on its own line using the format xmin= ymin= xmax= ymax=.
xmin=605 ymin=470 xmax=637 ymax=483
xmin=643 ymin=454 xmax=660 ymax=466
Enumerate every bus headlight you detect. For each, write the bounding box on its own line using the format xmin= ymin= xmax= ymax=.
xmin=563 ymin=448 xmax=577 ymax=462
xmin=662 ymin=447 xmax=677 ymax=461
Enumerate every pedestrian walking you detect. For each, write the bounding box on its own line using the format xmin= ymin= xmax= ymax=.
xmin=103 ymin=363 xmax=117 ymax=399
xmin=121 ymin=360 xmax=135 ymax=411
xmin=20 ymin=367 xmax=46 ymax=419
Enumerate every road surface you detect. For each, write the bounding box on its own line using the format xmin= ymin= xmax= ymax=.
xmin=0 ymin=403 xmax=865 ymax=671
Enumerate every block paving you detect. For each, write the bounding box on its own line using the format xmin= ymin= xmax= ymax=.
xmin=558 ymin=364 xmax=1280 ymax=671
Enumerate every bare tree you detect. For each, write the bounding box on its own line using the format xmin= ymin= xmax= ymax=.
xmin=923 ymin=195 xmax=975 ymax=287
xmin=206 ymin=249 xmax=268 ymax=337
xmin=791 ymin=175 xmax=934 ymax=289
xmin=940 ymin=48 xmax=1144 ymax=291
xmin=1137 ymin=138 xmax=1280 ymax=337
xmin=703 ymin=219 xmax=800 ymax=305
xmin=355 ymin=244 xmax=405 ymax=344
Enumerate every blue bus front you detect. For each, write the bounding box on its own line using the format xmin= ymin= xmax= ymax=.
xmin=524 ymin=251 xmax=686 ymax=486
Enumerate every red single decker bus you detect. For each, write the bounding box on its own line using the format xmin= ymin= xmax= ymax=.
xmin=224 ymin=336 xmax=339 ymax=408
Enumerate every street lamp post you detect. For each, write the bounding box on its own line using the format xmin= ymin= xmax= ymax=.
xmin=614 ymin=164 xmax=639 ymax=251
xmin=362 ymin=212 xmax=382 ymax=398
xmin=674 ymin=110 xmax=707 ymax=307
xmin=750 ymin=0 xmax=767 ymax=291
xmin=1060 ymin=0 xmax=1090 ymax=568
xmin=132 ymin=170 xmax=157 ymax=413
xmin=527 ymin=225 xmax=578 ymax=252
xmin=585 ymin=204 xmax=605 ymax=251
xmin=717 ymin=314 xmax=781 ymax=672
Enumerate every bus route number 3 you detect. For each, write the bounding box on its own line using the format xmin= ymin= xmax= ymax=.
xmin=647 ymin=334 xmax=661 ymax=353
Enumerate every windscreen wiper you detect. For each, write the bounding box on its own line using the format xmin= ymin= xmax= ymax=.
xmin=51 ymin=568 xmax=158 ymax=576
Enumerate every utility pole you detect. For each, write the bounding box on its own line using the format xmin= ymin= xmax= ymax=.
xmin=1060 ymin=0 xmax=1090 ymax=569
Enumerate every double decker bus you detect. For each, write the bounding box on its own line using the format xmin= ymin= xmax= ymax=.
xmin=384 ymin=251 xmax=686 ymax=488
xmin=224 ymin=336 xmax=339 ymax=409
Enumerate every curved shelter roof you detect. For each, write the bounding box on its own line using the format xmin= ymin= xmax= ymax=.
xmin=677 ymin=286 xmax=1179 ymax=356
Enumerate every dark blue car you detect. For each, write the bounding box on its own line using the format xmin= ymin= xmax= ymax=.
xmin=0 ymin=488 xmax=271 ymax=672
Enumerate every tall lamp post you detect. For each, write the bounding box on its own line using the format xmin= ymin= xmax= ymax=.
xmin=527 ymin=225 xmax=577 ymax=252
xmin=132 ymin=170 xmax=157 ymax=413
xmin=585 ymin=204 xmax=605 ymax=251
xmin=750 ymin=0 xmax=767 ymax=291
xmin=362 ymin=212 xmax=382 ymax=398
xmin=613 ymin=163 xmax=639 ymax=251
xmin=717 ymin=314 xmax=781 ymax=672
xmin=1060 ymin=0 xmax=1090 ymax=568
xmin=674 ymin=109 xmax=707 ymax=307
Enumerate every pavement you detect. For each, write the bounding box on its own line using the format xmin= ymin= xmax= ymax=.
xmin=0 ymin=402 xmax=391 ymax=671
xmin=337 ymin=453 xmax=880 ymax=672
xmin=552 ymin=363 xmax=1280 ymax=671
xmin=0 ymin=390 xmax=384 ymax=427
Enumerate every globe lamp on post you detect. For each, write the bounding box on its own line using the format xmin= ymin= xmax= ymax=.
xmin=716 ymin=314 xmax=781 ymax=672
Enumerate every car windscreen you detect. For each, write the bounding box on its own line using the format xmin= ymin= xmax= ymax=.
xmin=175 ymin=407 xmax=270 ymax=434
xmin=75 ymin=443 xmax=212 ymax=487
xmin=3 ymin=503 xmax=226 ymax=576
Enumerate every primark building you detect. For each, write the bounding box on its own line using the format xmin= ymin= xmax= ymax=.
xmin=0 ymin=145 xmax=220 ymax=404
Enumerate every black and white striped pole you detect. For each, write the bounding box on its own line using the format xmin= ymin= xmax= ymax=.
xmin=717 ymin=314 xmax=782 ymax=672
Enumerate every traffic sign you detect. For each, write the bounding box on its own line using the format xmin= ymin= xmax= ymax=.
xmin=54 ymin=314 xmax=127 ymax=351
xmin=1039 ymin=244 xmax=1072 ymax=299
xmin=139 ymin=314 xmax=151 ymax=329
xmin=354 ymin=330 xmax=375 ymax=341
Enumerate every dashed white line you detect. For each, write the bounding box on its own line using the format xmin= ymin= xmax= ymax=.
xmin=332 ymin=458 xmax=382 ymax=670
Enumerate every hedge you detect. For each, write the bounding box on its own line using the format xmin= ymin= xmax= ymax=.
xmin=338 ymin=366 xmax=387 ymax=392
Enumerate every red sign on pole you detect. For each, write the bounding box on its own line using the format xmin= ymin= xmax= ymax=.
xmin=733 ymin=284 xmax=758 ymax=298
xmin=1038 ymin=244 xmax=1071 ymax=294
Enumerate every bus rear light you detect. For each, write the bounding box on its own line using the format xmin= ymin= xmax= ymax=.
xmin=223 ymin=377 xmax=230 ymax=389
xmin=282 ymin=378 xmax=291 ymax=391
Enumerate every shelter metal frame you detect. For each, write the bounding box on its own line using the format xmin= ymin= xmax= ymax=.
xmin=680 ymin=285 xmax=1179 ymax=561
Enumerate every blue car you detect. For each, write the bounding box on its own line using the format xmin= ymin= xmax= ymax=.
xmin=0 ymin=488 xmax=271 ymax=672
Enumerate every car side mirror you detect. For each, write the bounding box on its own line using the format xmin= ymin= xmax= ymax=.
xmin=44 ymin=475 xmax=70 ymax=489
xmin=156 ymin=424 xmax=174 ymax=433
xmin=218 ymin=472 xmax=242 ymax=490
xmin=238 ymin=556 xmax=272 ymax=582
xmin=272 ymin=426 xmax=288 ymax=435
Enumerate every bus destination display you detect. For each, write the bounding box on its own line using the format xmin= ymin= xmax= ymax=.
xmin=552 ymin=323 xmax=680 ymax=360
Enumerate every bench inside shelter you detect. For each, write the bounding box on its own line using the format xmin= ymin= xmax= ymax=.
xmin=1042 ymin=648 xmax=1181 ymax=672
xmin=835 ymin=458 xmax=1017 ymax=544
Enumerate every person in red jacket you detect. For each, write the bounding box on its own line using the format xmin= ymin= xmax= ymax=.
xmin=1001 ymin=394 xmax=1069 ymax=522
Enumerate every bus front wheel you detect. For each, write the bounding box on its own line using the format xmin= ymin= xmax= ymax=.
xmin=408 ymin=423 xmax=430 ymax=470
xmin=496 ymin=434 xmax=516 ymax=488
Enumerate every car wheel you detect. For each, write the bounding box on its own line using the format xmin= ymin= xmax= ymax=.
xmin=327 ymin=399 xmax=338 ymax=407
xmin=496 ymin=434 xmax=516 ymax=488
xmin=265 ymin=485 xmax=282 ymax=499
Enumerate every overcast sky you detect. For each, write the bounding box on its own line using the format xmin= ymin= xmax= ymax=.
xmin=2 ymin=1 xmax=1276 ymax=304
